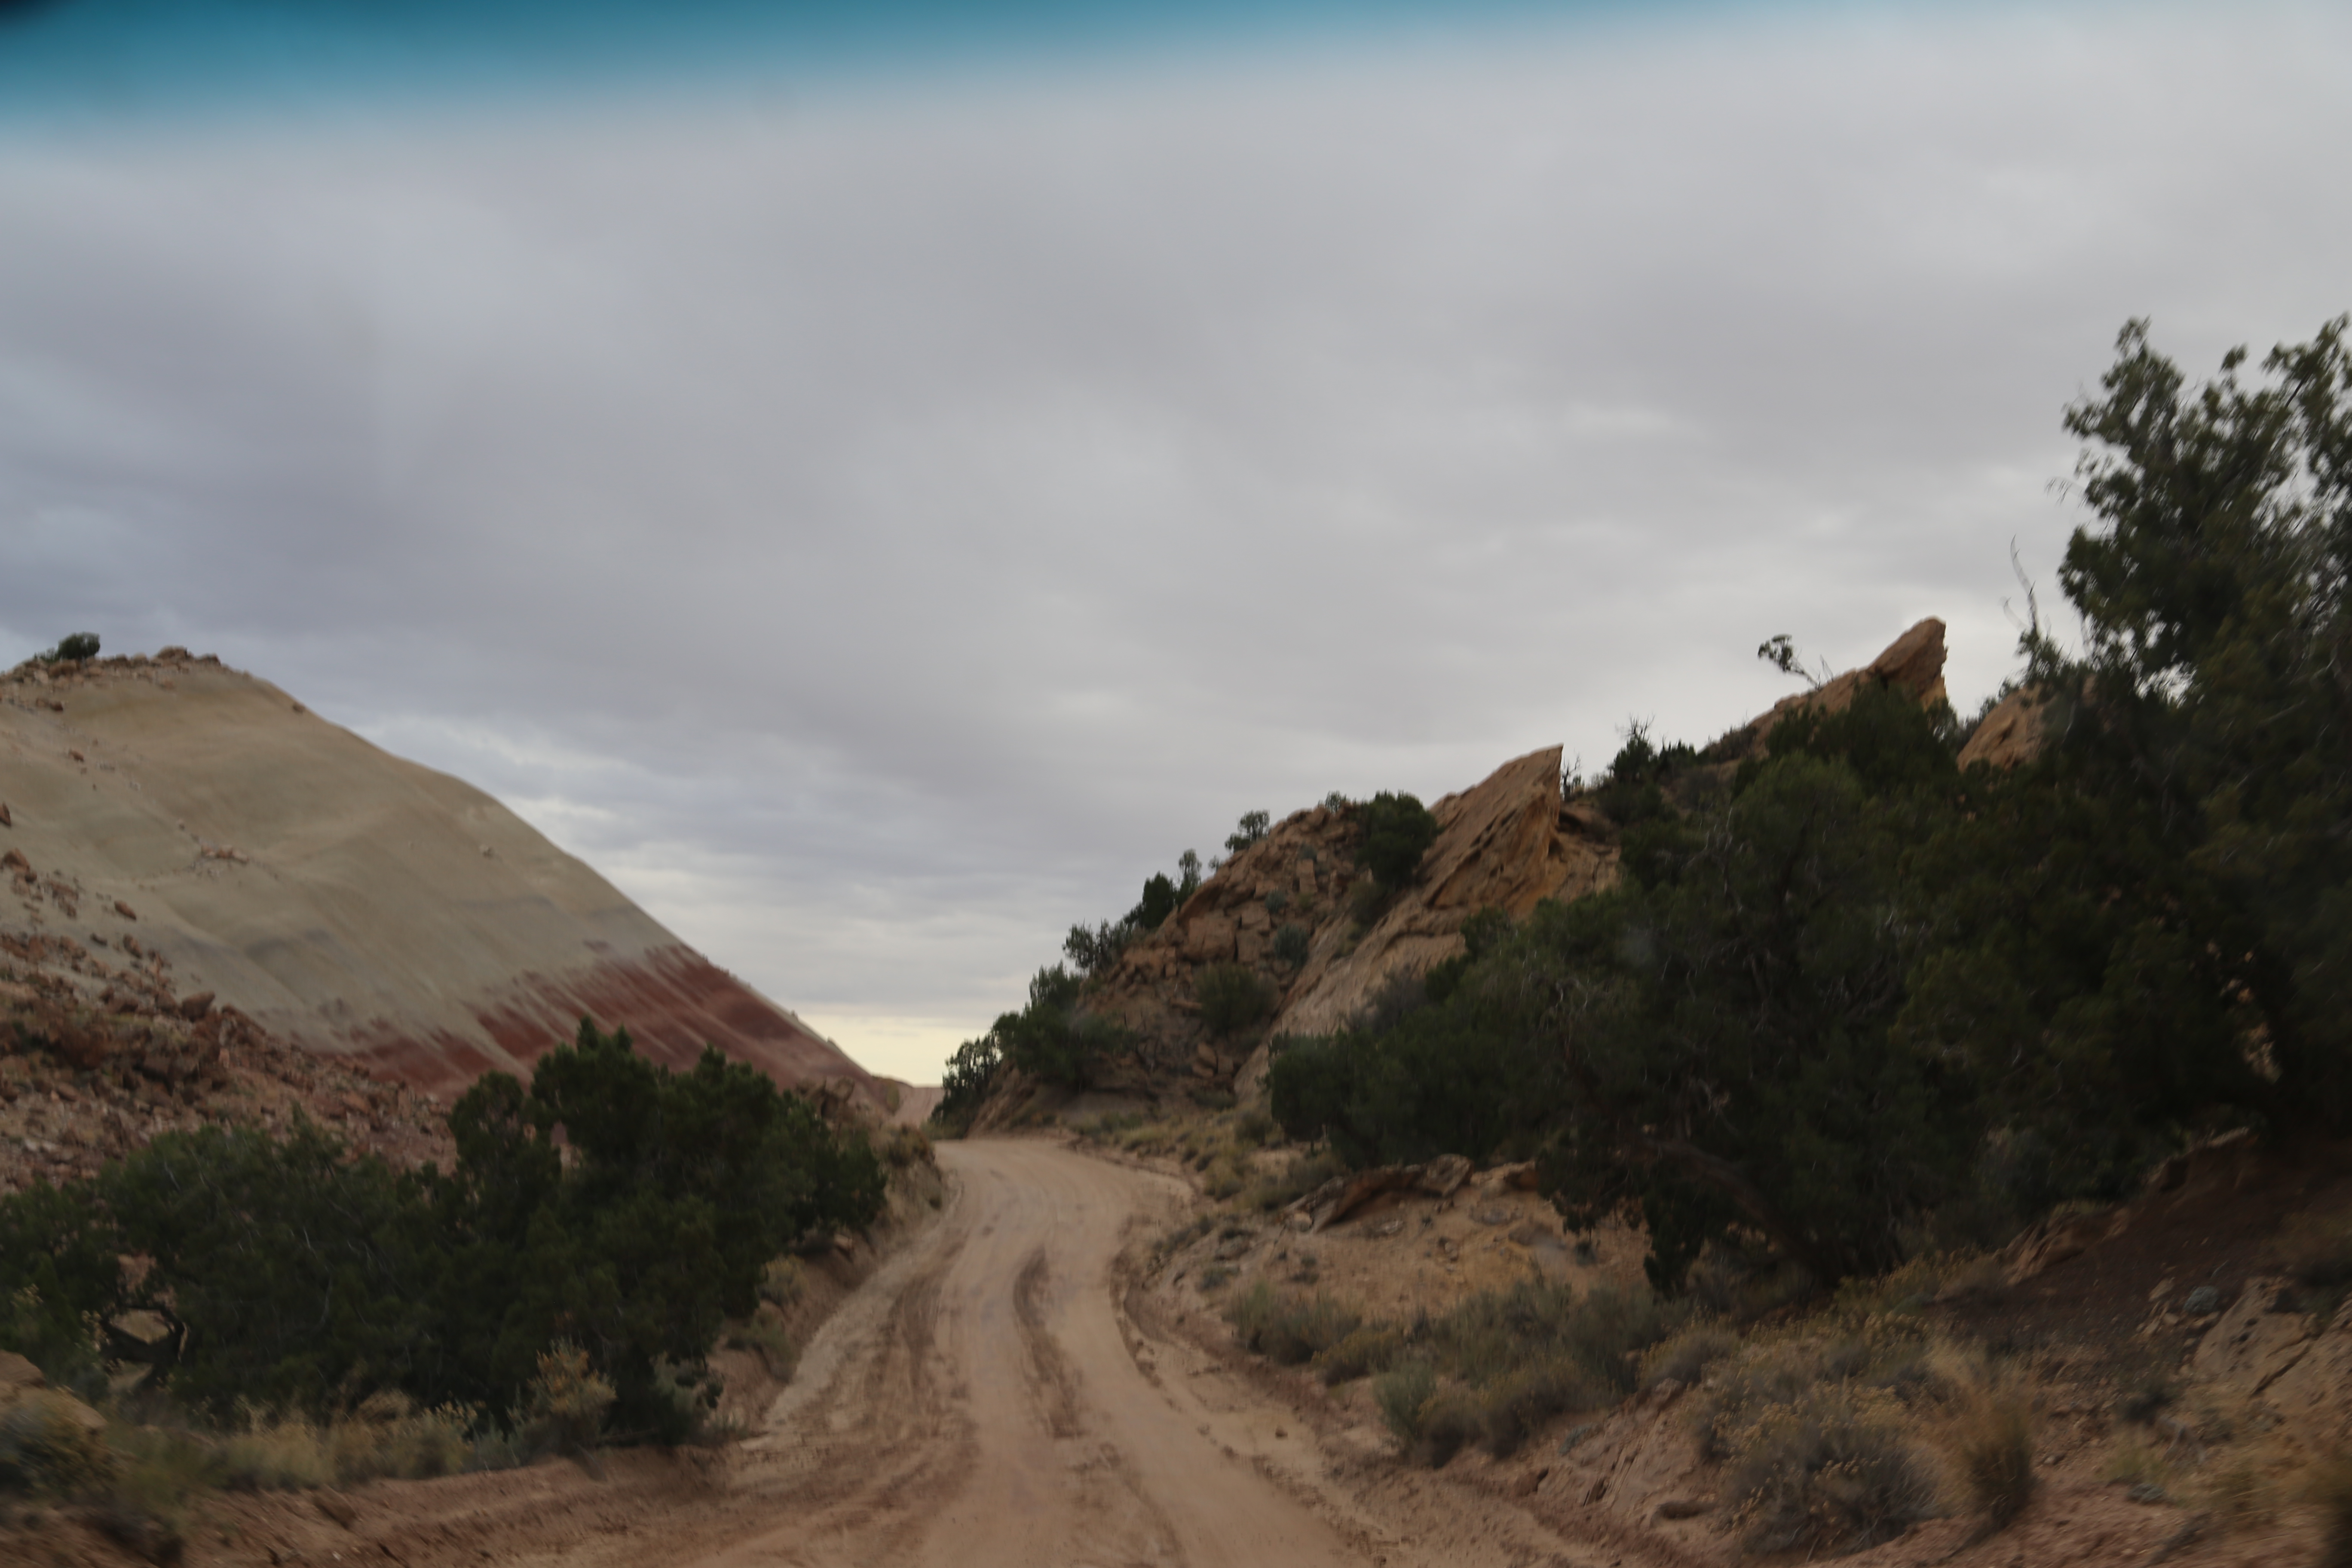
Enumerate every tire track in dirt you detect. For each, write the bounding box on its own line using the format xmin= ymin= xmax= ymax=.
xmin=223 ymin=1140 xmax=1639 ymax=1568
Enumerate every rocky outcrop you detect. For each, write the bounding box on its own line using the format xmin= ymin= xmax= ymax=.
xmin=1272 ymin=746 xmax=1615 ymax=1041
xmin=0 ymin=652 xmax=894 ymax=1115
xmin=1059 ymin=623 xmax=1964 ymax=1104
xmin=1739 ymin=618 xmax=1950 ymax=750
xmin=1078 ymin=746 xmax=1617 ymax=1096
xmin=1957 ymin=685 xmax=2053 ymax=770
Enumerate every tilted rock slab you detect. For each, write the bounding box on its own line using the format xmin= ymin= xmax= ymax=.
xmin=1081 ymin=744 xmax=1617 ymax=1094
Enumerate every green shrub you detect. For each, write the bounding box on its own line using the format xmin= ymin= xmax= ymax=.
xmin=1225 ymin=811 xmax=1271 ymax=854
xmin=1243 ymin=1148 xmax=1344 ymax=1212
xmin=1426 ymin=1280 xmax=1672 ymax=1401
xmin=758 ymin=1257 xmax=807 ymax=1310
xmin=33 ymin=633 xmax=99 ymax=665
xmin=1477 ymin=1355 xmax=1599 ymax=1458
xmin=1725 ymin=1386 xmax=1937 ymax=1554
xmin=1196 ymin=964 xmax=1277 ymax=1037
xmin=1412 ymin=1385 xmax=1483 ymax=1468
xmin=929 ymin=1035 xmax=1001 ymax=1136
xmin=1357 ymin=792 xmax=1439 ymax=891
xmin=724 ymin=1310 xmax=797 ymax=1379
xmin=214 ymin=1393 xmax=474 ymax=1492
xmin=1225 ymin=1284 xmax=1360 ymax=1366
xmin=0 ymin=1017 xmax=883 ymax=1443
xmin=517 ymin=1343 xmax=615 ymax=1457
xmin=1642 ymin=1323 xmax=1741 ymax=1392
xmin=1272 ymin=923 xmax=1312 ymax=968
xmin=1312 ymin=1325 xmax=1405 ymax=1386
xmin=101 ymin=1423 xmax=219 ymax=1552
xmin=1201 ymin=1153 xmax=1249 ymax=1200
xmin=1373 ymin=1360 xmax=1436 ymax=1446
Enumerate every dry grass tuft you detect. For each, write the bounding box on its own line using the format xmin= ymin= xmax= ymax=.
xmin=217 ymin=1390 xmax=473 ymax=1491
xmin=1941 ymin=1354 xmax=2036 ymax=1529
xmin=1642 ymin=1323 xmax=1740 ymax=1392
xmin=1476 ymin=1355 xmax=1600 ymax=1458
xmin=1372 ymin=1360 xmax=1436 ymax=1447
xmin=725 ymin=1307 xmax=799 ymax=1379
xmin=1312 ymin=1324 xmax=1405 ymax=1386
xmin=1724 ymin=1385 xmax=1938 ymax=1555
xmin=2298 ymin=1453 xmax=2352 ymax=1568
xmin=1225 ymin=1283 xmax=1361 ymax=1366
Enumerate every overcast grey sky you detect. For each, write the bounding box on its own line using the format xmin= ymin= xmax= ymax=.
xmin=5 ymin=2 xmax=2349 ymax=1081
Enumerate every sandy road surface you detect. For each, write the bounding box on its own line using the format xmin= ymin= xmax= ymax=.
xmin=195 ymin=1139 xmax=1609 ymax=1568
xmin=671 ymin=1138 xmax=1366 ymax=1567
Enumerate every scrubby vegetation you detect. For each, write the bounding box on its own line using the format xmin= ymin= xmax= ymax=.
xmin=931 ymin=964 xmax=1137 ymax=1133
xmin=1354 ymin=791 xmax=1439 ymax=891
xmin=0 ymin=1018 xmax=883 ymax=1447
xmin=1195 ymin=962 xmax=1277 ymax=1037
xmin=27 ymin=632 xmax=100 ymax=665
xmin=1232 ymin=1277 xmax=1685 ymax=1467
xmin=1270 ymin=317 xmax=2352 ymax=1293
xmin=1061 ymin=849 xmax=1207 ymax=979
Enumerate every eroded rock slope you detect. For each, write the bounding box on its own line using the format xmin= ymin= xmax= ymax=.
xmin=0 ymin=649 xmax=891 ymax=1113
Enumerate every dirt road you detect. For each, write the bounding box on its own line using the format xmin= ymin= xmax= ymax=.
xmin=646 ymin=1138 xmax=1359 ymax=1567
xmin=192 ymin=1138 xmax=1605 ymax=1568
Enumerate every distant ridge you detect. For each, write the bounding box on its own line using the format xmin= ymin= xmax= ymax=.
xmin=0 ymin=649 xmax=907 ymax=1117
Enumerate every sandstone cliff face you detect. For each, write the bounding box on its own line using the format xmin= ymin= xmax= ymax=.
xmin=1745 ymin=617 xmax=1948 ymax=745
xmin=1065 ymin=621 xmax=1961 ymax=1103
xmin=1080 ymin=746 xmax=1617 ymax=1097
xmin=0 ymin=652 xmax=892 ymax=1114
xmin=1956 ymin=684 xmax=2054 ymax=770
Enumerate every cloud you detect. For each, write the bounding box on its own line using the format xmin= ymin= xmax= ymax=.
xmin=3 ymin=3 xmax=2348 ymax=1079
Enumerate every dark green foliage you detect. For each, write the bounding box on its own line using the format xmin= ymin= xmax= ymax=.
xmin=931 ymin=1035 xmax=1003 ymax=1135
xmin=1224 ymin=809 xmax=1271 ymax=855
xmin=1419 ymin=906 xmax=1512 ymax=1006
xmin=0 ymin=1019 xmax=882 ymax=1441
xmin=2038 ymin=317 xmax=2352 ymax=1133
xmin=1194 ymin=962 xmax=1277 ymax=1037
xmin=0 ymin=1179 xmax=133 ymax=1384
xmin=1061 ymin=919 xmax=1131 ymax=977
xmin=1062 ymin=860 xmax=1203 ymax=978
xmin=1357 ymin=791 xmax=1439 ymax=891
xmin=99 ymin=1121 xmax=438 ymax=1415
xmin=940 ymin=966 xmax=1129 ymax=1104
xmin=1272 ymin=320 xmax=2352 ymax=1290
xmin=1133 ymin=872 xmax=1183 ymax=931
xmin=1271 ymin=922 xmax=1311 ymax=968
xmin=1224 ymin=1283 xmax=1359 ymax=1366
xmin=464 ymin=1019 xmax=885 ymax=1431
xmin=33 ymin=633 xmax=99 ymax=664
xmin=1594 ymin=721 xmax=1699 ymax=827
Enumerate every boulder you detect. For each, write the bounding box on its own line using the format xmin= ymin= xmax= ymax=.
xmin=1957 ymin=686 xmax=2052 ymax=770
xmin=1750 ymin=619 xmax=1949 ymax=746
xmin=2004 ymin=1204 xmax=2129 ymax=1284
xmin=1272 ymin=746 xmax=1617 ymax=1042
xmin=0 ymin=1349 xmax=44 ymax=1395
xmin=2262 ymin=1302 xmax=2352 ymax=1441
xmin=2190 ymin=1277 xmax=2317 ymax=1398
